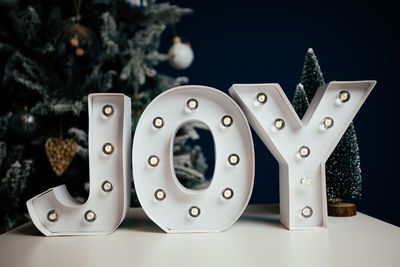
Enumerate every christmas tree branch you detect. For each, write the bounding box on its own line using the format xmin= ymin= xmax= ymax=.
xmin=143 ymin=3 xmax=193 ymax=26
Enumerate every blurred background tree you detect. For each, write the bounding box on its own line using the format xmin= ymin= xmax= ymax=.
xmin=0 ymin=0 xmax=208 ymax=233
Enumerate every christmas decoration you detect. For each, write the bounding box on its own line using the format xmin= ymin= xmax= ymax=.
xmin=45 ymin=137 xmax=78 ymax=177
xmin=0 ymin=1 xmax=202 ymax=234
xmin=327 ymin=201 xmax=357 ymax=217
xmin=292 ymin=49 xmax=363 ymax=216
xmin=25 ymin=80 xmax=376 ymax=234
xmin=125 ymin=0 xmax=151 ymax=10
xmin=291 ymin=83 xmax=309 ymax=119
xmin=229 ymin=80 xmax=375 ymax=229
xmin=173 ymin=121 xmax=209 ymax=190
xmin=133 ymin=85 xmax=254 ymax=233
xmin=298 ymin=49 xmax=325 ymax=104
xmin=8 ymin=109 xmax=40 ymax=142
xmin=0 ymin=159 xmax=33 ymax=233
xmin=131 ymin=93 xmax=152 ymax=130
xmin=168 ymin=36 xmax=194 ymax=70
xmin=56 ymin=23 xmax=101 ymax=70
xmin=27 ymin=94 xmax=132 ymax=236
xmin=56 ymin=0 xmax=100 ymax=70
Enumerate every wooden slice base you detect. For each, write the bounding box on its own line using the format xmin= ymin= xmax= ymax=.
xmin=328 ymin=203 xmax=357 ymax=217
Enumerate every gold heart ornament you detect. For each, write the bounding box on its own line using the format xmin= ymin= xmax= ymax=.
xmin=45 ymin=137 xmax=78 ymax=177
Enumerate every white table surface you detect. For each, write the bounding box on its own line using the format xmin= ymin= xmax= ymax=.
xmin=0 ymin=204 xmax=399 ymax=267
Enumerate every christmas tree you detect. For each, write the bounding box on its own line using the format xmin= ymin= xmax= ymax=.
xmin=292 ymin=83 xmax=309 ymax=119
xmin=0 ymin=0 xmax=207 ymax=233
xmin=292 ymin=48 xmax=362 ymax=202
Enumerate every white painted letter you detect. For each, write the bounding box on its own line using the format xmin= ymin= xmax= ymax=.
xmin=133 ymin=85 xmax=254 ymax=233
xmin=229 ymin=81 xmax=376 ymax=229
xmin=27 ymin=94 xmax=132 ymax=236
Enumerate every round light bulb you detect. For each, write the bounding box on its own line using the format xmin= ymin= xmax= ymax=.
xmin=338 ymin=90 xmax=350 ymax=103
xmin=186 ymin=98 xmax=198 ymax=110
xmin=322 ymin=117 xmax=334 ymax=129
xmin=148 ymin=155 xmax=160 ymax=167
xmin=85 ymin=210 xmax=97 ymax=222
xmin=102 ymin=180 xmax=113 ymax=192
xmin=228 ymin=153 xmax=240 ymax=166
xmin=154 ymin=189 xmax=166 ymax=201
xmin=221 ymin=115 xmax=233 ymax=127
xmin=47 ymin=209 xmax=58 ymax=222
xmin=222 ymin=188 xmax=234 ymax=200
xmin=189 ymin=206 xmax=200 ymax=218
xmin=299 ymin=146 xmax=310 ymax=158
xmin=300 ymin=178 xmax=313 ymax=187
xmin=256 ymin=93 xmax=267 ymax=104
xmin=153 ymin=117 xmax=164 ymax=129
xmin=301 ymin=206 xmax=313 ymax=218
xmin=102 ymin=104 xmax=114 ymax=117
xmin=274 ymin=118 xmax=285 ymax=130
xmin=102 ymin=143 xmax=114 ymax=155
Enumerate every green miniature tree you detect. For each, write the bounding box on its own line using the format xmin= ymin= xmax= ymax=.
xmin=292 ymin=48 xmax=362 ymax=202
xmin=292 ymin=83 xmax=309 ymax=119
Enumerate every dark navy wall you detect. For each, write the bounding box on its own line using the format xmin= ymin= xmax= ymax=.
xmin=158 ymin=0 xmax=400 ymax=226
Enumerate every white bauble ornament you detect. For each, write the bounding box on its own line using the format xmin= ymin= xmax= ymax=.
xmin=168 ymin=37 xmax=194 ymax=70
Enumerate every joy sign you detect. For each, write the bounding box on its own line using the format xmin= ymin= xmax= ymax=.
xmin=27 ymin=80 xmax=376 ymax=236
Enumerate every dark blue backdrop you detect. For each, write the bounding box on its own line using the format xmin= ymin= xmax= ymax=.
xmin=158 ymin=0 xmax=400 ymax=226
